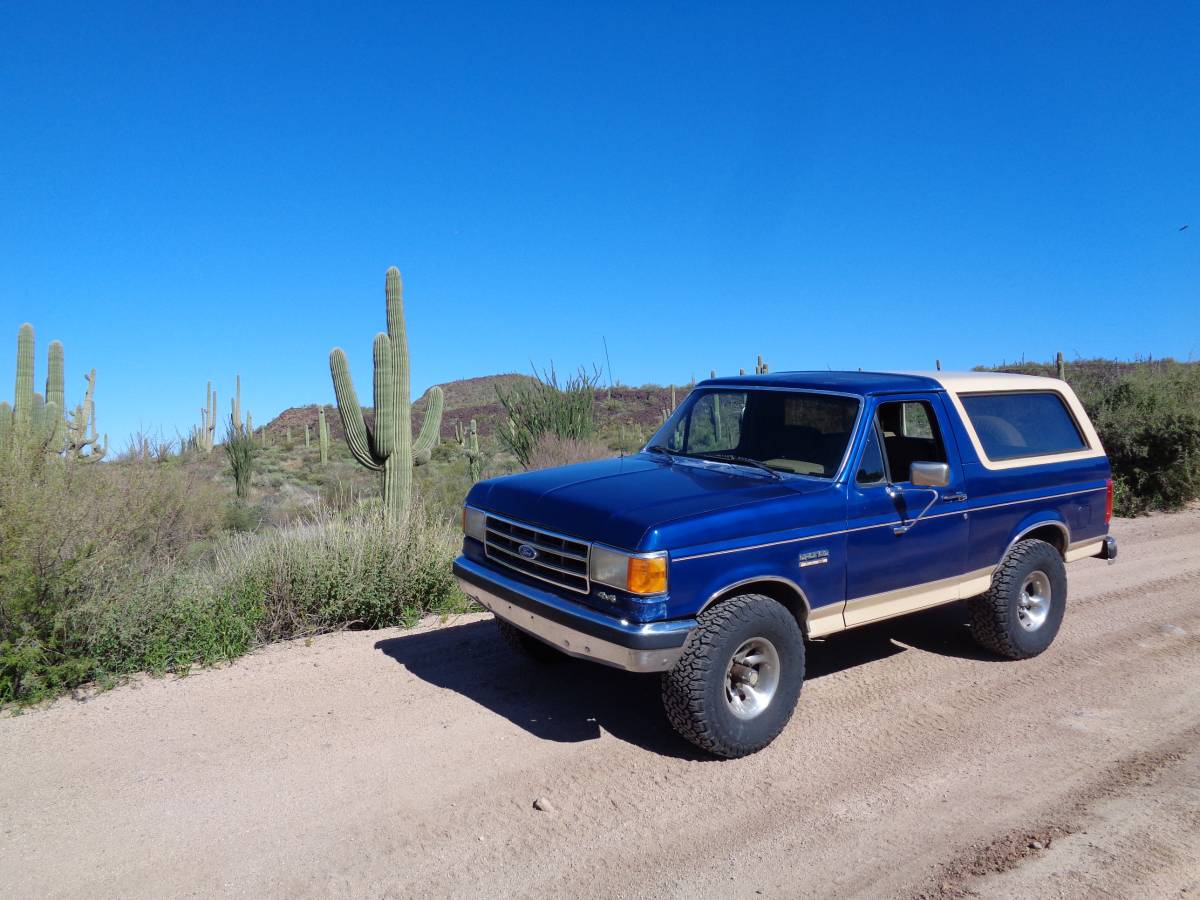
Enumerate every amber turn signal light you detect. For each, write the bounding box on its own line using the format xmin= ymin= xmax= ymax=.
xmin=627 ymin=556 xmax=668 ymax=594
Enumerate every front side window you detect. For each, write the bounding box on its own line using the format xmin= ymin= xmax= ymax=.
xmin=960 ymin=392 xmax=1087 ymax=460
xmin=876 ymin=399 xmax=947 ymax=484
xmin=656 ymin=389 xmax=859 ymax=478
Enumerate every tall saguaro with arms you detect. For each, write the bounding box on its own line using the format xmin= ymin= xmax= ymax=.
xmin=328 ymin=267 xmax=444 ymax=524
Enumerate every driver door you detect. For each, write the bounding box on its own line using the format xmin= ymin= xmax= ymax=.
xmin=842 ymin=394 xmax=968 ymax=627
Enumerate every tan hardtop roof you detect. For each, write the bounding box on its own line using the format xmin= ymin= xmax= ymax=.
xmin=896 ymin=370 xmax=1068 ymax=393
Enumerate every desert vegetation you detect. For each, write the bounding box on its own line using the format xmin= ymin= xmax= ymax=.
xmin=1 ymin=291 xmax=1192 ymax=707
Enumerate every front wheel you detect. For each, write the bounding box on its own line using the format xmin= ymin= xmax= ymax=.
xmin=661 ymin=593 xmax=805 ymax=758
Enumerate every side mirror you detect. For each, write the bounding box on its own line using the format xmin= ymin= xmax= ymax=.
xmin=910 ymin=461 xmax=950 ymax=488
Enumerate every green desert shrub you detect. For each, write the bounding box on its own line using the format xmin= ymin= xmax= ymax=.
xmin=1088 ymin=366 xmax=1200 ymax=515
xmin=0 ymin=449 xmax=227 ymax=701
xmin=982 ymin=358 xmax=1200 ymax=516
xmin=0 ymin=445 xmax=467 ymax=704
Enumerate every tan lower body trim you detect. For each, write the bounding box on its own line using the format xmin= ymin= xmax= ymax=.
xmin=1065 ymin=539 xmax=1104 ymax=562
xmin=809 ymin=539 xmax=1105 ymax=638
xmin=841 ymin=567 xmax=994 ymax=629
xmin=807 ymin=602 xmax=846 ymax=638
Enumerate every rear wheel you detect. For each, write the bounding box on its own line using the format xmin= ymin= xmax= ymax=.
xmin=495 ymin=618 xmax=564 ymax=663
xmin=661 ymin=593 xmax=805 ymax=758
xmin=968 ymin=539 xmax=1067 ymax=659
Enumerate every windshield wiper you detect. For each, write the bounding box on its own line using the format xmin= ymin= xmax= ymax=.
xmin=645 ymin=444 xmax=680 ymax=461
xmin=693 ymin=452 xmax=783 ymax=480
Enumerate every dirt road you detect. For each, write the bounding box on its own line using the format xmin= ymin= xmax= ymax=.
xmin=3 ymin=510 xmax=1198 ymax=898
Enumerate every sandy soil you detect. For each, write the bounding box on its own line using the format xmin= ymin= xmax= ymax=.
xmin=2 ymin=509 xmax=1198 ymax=899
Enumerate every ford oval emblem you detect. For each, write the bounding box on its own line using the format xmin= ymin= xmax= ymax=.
xmin=517 ymin=543 xmax=538 ymax=560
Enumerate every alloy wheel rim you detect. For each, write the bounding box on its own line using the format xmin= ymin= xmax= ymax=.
xmin=1017 ymin=570 xmax=1052 ymax=631
xmin=724 ymin=637 xmax=781 ymax=720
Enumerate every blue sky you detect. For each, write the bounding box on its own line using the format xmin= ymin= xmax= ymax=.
xmin=2 ymin=2 xmax=1197 ymax=445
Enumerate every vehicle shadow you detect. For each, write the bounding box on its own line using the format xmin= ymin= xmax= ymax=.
xmin=375 ymin=621 xmax=704 ymax=759
xmin=375 ymin=603 xmax=1001 ymax=756
xmin=806 ymin=601 xmax=1004 ymax=678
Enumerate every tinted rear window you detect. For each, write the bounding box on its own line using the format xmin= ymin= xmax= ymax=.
xmin=960 ymin=392 xmax=1087 ymax=460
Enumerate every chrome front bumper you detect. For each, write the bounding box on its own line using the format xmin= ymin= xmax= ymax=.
xmin=453 ymin=556 xmax=694 ymax=673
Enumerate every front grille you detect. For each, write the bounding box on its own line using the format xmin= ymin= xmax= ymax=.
xmin=484 ymin=514 xmax=590 ymax=593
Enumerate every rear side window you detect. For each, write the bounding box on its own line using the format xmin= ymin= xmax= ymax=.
xmin=960 ymin=392 xmax=1087 ymax=460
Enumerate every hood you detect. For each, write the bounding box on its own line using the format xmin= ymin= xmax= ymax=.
xmin=467 ymin=453 xmax=842 ymax=551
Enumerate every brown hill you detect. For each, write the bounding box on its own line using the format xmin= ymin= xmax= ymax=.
xmin=266 ymin=375 xmax=694 ymax=442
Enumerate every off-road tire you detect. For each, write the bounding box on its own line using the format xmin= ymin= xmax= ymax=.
xmin=661 ymin=593 xmax=805 ymax=758
xmin=968 ymin=538 xmax=1067 ymax=660
xmin=495 ymin=618 xmax=564 ymax=663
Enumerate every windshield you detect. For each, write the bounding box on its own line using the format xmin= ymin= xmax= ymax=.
xmin=647 ymin=389 xmax=860 ymax=478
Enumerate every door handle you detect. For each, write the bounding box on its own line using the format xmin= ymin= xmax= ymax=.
xmin=941 ymin=492 xmax=968 ymax=503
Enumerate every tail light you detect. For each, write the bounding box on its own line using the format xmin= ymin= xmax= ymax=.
xmin=1104 ymin=478 xmax=1113 ymax=524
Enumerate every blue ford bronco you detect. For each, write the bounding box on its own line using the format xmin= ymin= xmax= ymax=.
xmin=454 ymin=371 xmax=1117 ymax=757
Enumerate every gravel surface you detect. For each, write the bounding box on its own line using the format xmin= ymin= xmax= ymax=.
xmin=2 ymin=509 xmax=1198 ymax=898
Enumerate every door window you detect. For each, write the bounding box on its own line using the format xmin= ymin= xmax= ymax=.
xmin=875 ymin=400 xmax=947 ymax=484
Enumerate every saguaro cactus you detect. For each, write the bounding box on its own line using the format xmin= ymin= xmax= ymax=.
xmin=464 ymin=418 xmax=482 ymax=481
xmin=1056 ymin=351 xmax=1066 ymax=381
xmin=3 ymin=324 xmax=108 ymax=458
xmin=66 ymin=369 xmax=107 ymax=461
xmin=231 ymin=375 xmax=243 ymax=435
xmin=305 ymin=422 xmax=311 ymax=449
xmin=318 ymin=408 xmax=329 ymax=464
xmin=7 ymin=324 xmax=61 ymax=453
xmin=12 ymin=323 xmax=35 ymax=436
xmin=45 ymin=340 xmax=65 ymax=450
xmin=328 ymin=267 xmax=445 ymax=522
xmin=199 ymin=382 xmax=217 ymax=452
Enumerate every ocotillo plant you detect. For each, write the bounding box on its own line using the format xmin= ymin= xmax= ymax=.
xmin=328 ymin=267 xmax=445 ymax=522
xmin=318 ymin=408 xmax=329 ymax=464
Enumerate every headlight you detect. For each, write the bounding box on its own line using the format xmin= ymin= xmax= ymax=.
xmin=590 ymin=546 xmax=668 ymax=595
xmin=462 ymin=506 xmax=487 ymax=542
